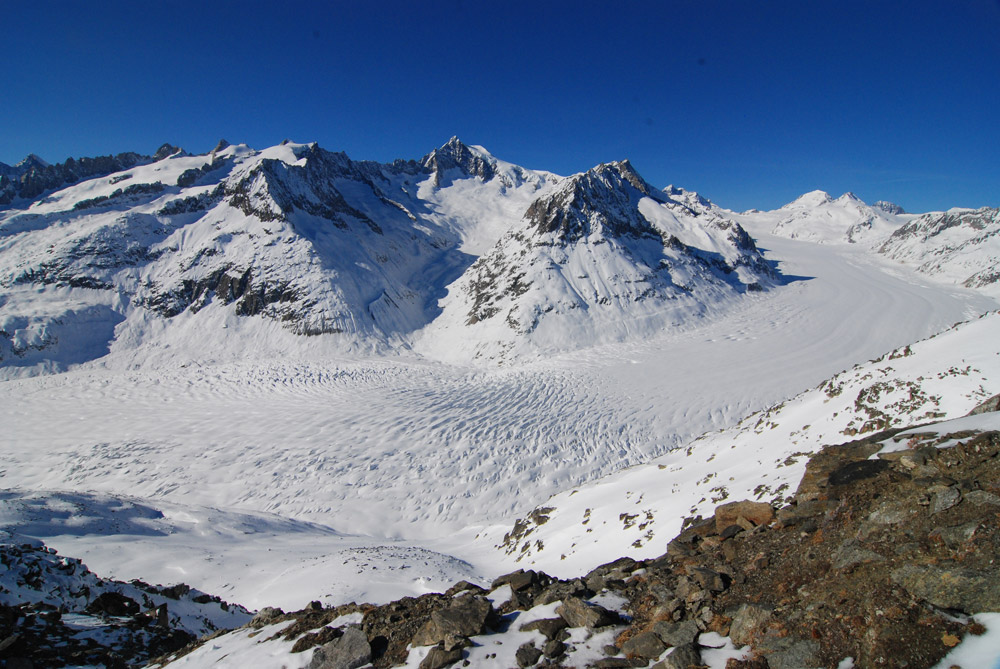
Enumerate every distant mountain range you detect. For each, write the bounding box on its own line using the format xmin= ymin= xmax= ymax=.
xmin=1 ymin=138 xmax=997 ymax=374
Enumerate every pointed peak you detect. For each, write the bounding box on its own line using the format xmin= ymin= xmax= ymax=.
xmin=154 ymin=143 xmax=183 ymax=160
xmin=836 ymin=191 xmax=863 ymax=203
xmin=421 ymin=137 xmax=497 ymax=183
xmin=16 ymin=153 xmax=50 ymax=170
xmin=585 ymin=160 xmax=650 ymax=196
xmin=213 ymin=139 xmax=230 ymax=153
xmin=785 ymin=190 xmax=832 ymax=208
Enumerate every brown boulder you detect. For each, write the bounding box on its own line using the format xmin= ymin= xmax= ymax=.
xmin=715 ymin=501 xmax=774 ymax=533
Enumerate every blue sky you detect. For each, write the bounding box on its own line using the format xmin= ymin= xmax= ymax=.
xmin=2 ymin=0 xmax=998 ymax=212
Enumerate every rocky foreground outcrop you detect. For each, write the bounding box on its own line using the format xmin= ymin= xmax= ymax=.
xmin=0 ymin=537 xmax=251 ymax=668
xmin=143 ymin=419 xmax=999 ymax=669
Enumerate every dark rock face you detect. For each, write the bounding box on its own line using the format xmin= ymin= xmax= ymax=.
xmin=620 ymin=629 xmax=666 ymax=659
xmin=86 ymin=592 xmax=141 ymax=617
xmin=360 ymin=594 xmax=451 ymax=667
xmin=652 ymin=642 xmax=700 ymax=668
xmin=409 ymin=594 xmax=499 ymax=646
xmin=872 ymin=200 xmax=905 ymax=215
xmin=421 ymin=137 xmax=497 ymax=186
xmin=518 ymin=617 xmax=568 ymax=639
xmin=417 ymin=645 xmax=463 ymax=669
xmin=523 ymin=161 xmax=659 ymax=242
xmin=827 ymin=458 xmax=889 ymax=486
xmin=0 ymin=150 xmax=164 ymax=204
xmin=515 ymin=641 xmax=543 ymax=667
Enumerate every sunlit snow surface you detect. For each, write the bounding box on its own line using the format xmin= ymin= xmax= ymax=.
xmin=3 ymin=226 xmax=997 ymax=612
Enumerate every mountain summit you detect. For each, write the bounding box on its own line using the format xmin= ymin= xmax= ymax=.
xmin=416 ymin=160 xmax=774 ymax=361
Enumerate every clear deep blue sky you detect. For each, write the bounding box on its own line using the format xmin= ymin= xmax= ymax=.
xmin=2 ymin=1 xmax=998 ymax=212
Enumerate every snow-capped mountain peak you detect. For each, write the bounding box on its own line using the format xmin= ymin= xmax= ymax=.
xmin=783 ymin=189 xmax=832 ymax=208
xmin=734 ymin=188 xmax=910 ymax=247
xmin=415 ymin=159 xmax=775 ymax=362
xmin=421 ymin=136 xmax=502 ymax=185
xmin=835 ymin=191 xmax=863 ymax=203
xmin=521 ymin=159 xmax=662 ymax=241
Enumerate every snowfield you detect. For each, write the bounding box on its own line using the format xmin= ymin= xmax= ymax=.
xmin=2 ymin=230 xmax=995 ymax=610
xmin=1 ymin=139 xmax=999 ymax=667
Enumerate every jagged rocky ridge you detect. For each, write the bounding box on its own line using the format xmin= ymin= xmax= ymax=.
xmin=137 ymin=409 xmax=1000 ymax=669
xmin=0 ymin=144 xmax=181 ymax=205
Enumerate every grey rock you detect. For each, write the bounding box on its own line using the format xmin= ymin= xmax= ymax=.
xmin=309 ymin=627 xmax=371 ymax=669
xmin=543 ymin=639 xmax=567 ymax=658
xmin=590 ymin=659 xmax=641 ymax=668
xmin=555 ymin=596 xmax=619 ymax=628
xmin=536 ymin=578 xmax=592 ymax=605
xmin=651 ymin=642 xmax=700 ymax=668
xmin=892 ymin=564 xmax=1000 ymax=612
xmin=867 ymin=501 xmax=916 ymax=525
xmin=728 ymin=604 xmax=773 ymax=647
xmin=494 ymin=569 xmax=538 ymax=592
xmin=934 ymin=521 xmax=980 ymax=548
xmin=515 ymin=641 xmax=543 ymax=667
xmin=831 ymin=541 xmax=885 ymax=570
xmin=931 ymin=486 xmax=962 ymax=514
xmin=689 ymin=567 xmax=727 ymax=593
xmin=965 ymin=489 xmax=1000 ymax=507
xmin=444 ymin=580 xmax=486 ymax=597
xmin=440 ymin=634 xmax=472 ymax=652
xmin=418 ymin=645 xmax=463 ymax=669
xmin=968 ymin=392 xmax=1000 ymax=415
xmin=756 ymin=637 xmax=822 ymax=669
xmin=411 ymin=595 xmax=498 ymax=646
xmin=651 ymin=619 xmax=699 ymax=647
xmin=249 ymin=606 xmax=284 ymax=627
xmin=518 ymin=617 xmax=568 ymax=639
xmin=621 ymin=630 xmax=667 ymax=659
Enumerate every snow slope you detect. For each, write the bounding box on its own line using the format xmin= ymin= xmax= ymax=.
xmin=877 ymin=206 xmax=1000 ymax=295
xmin=485 ymin=310 xmax=1000 ymax=578
xmin=0 ymin=490 xmax=481 ymax=611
